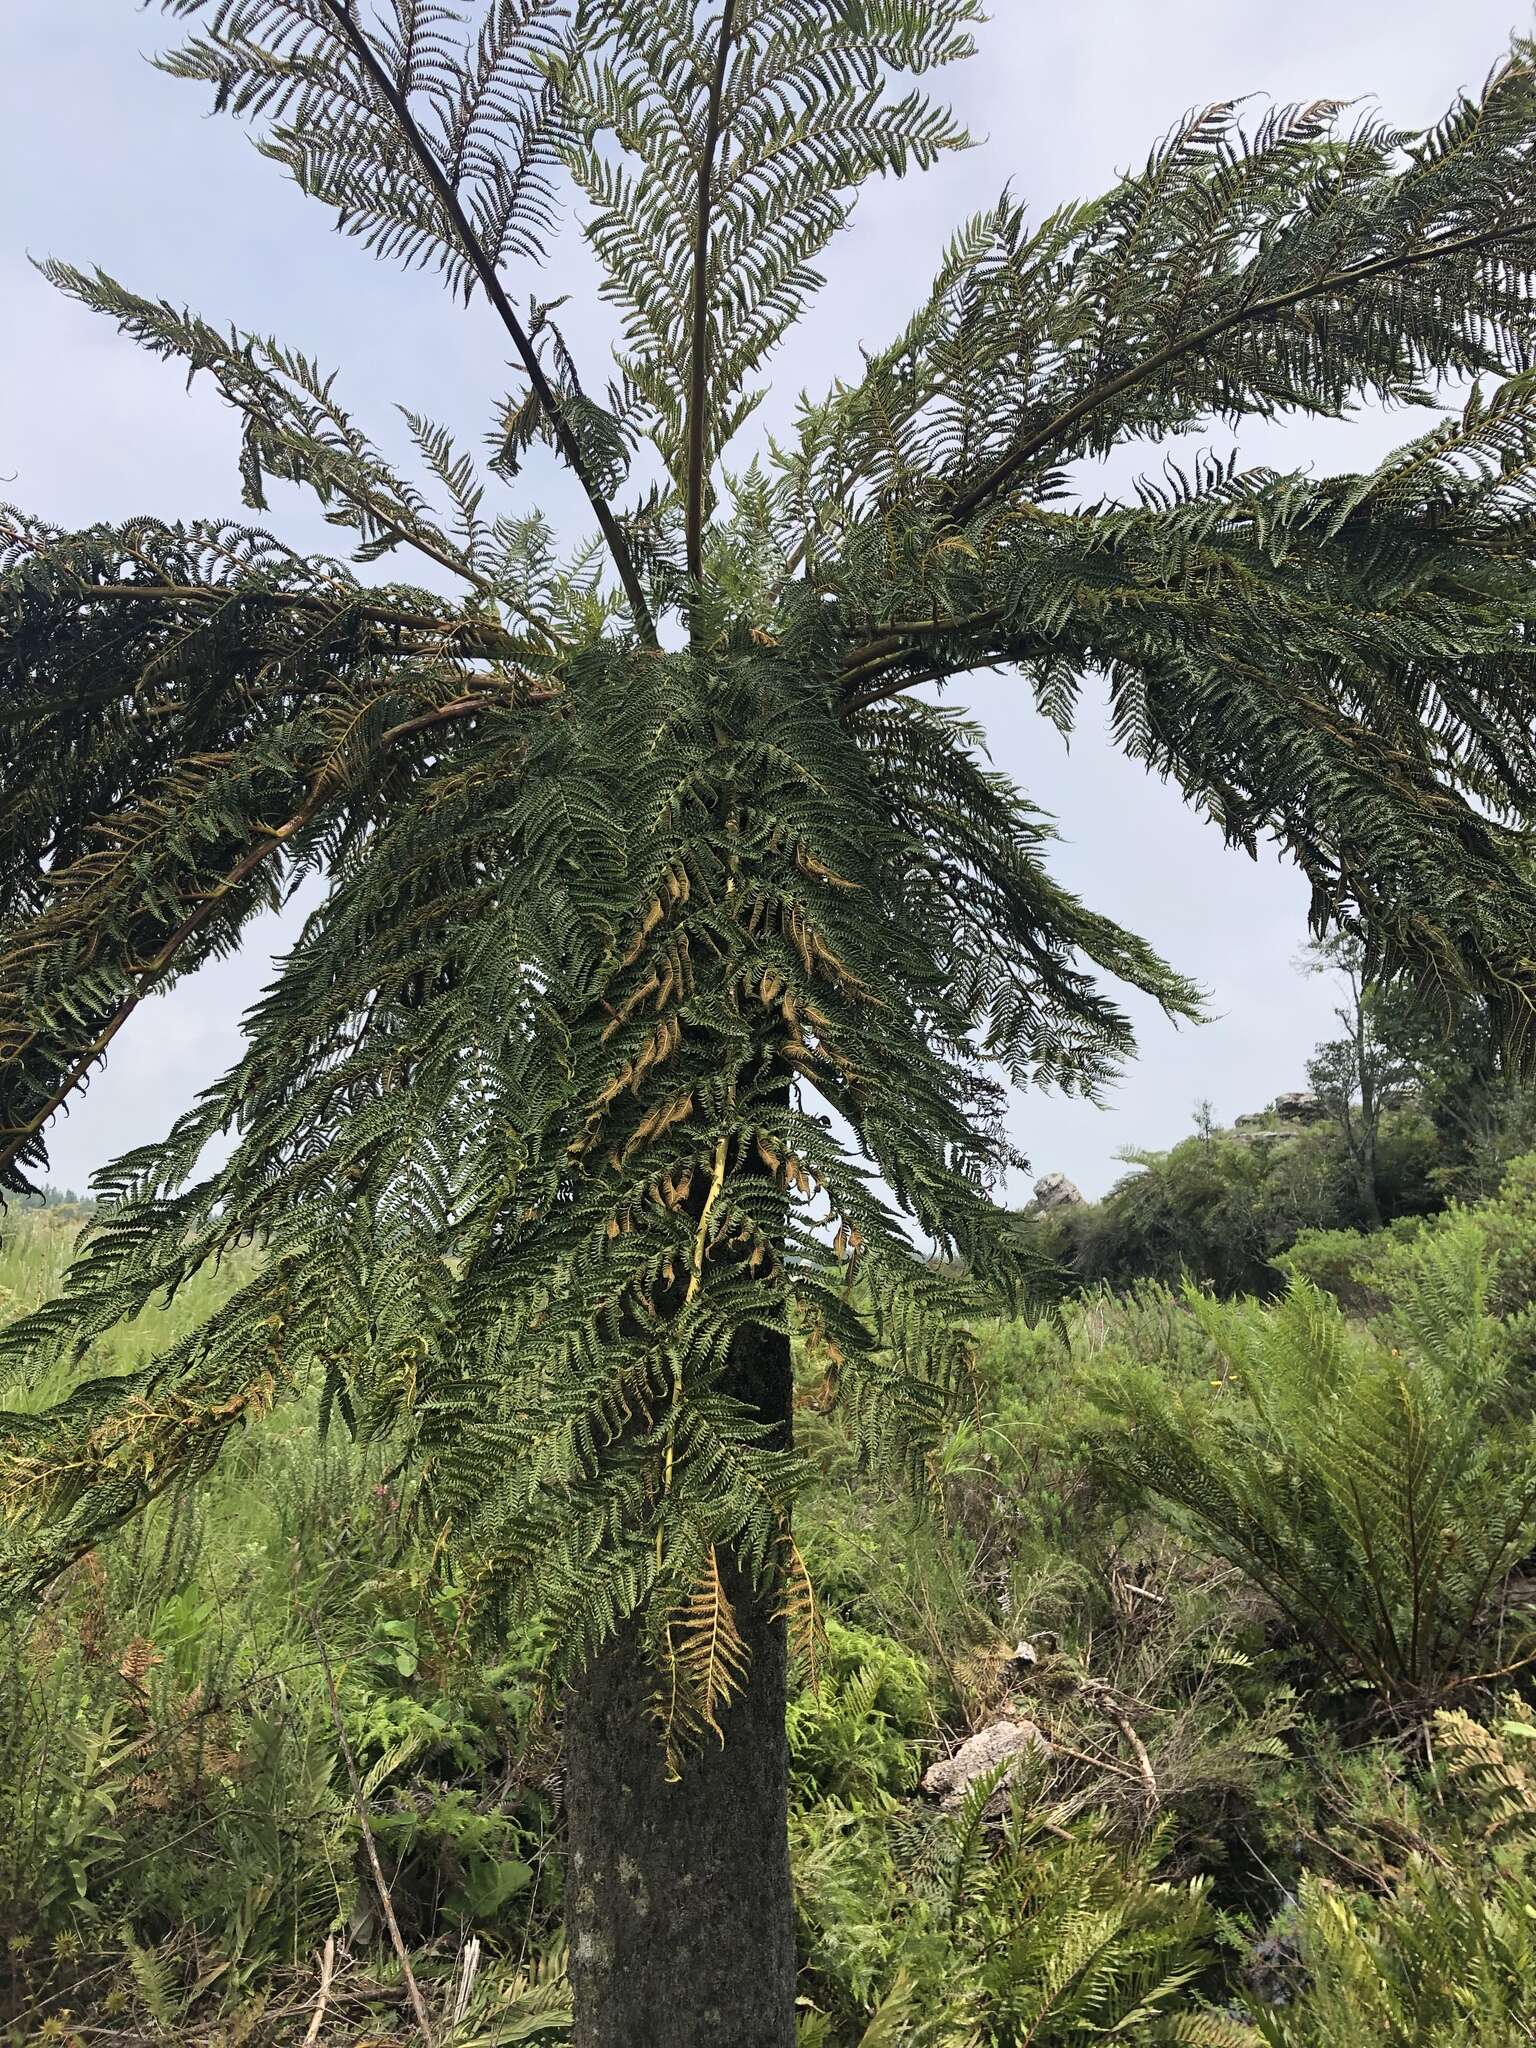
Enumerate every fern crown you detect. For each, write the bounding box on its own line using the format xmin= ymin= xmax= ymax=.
xmin=9 ymin=5 xmax=1536 ymax=1745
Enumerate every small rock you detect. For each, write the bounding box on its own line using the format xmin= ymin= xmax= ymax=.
xmin=1031 ymin=1172 xmax=1084 ymax=1213
xmin=921 ymin=1719 xmax=1050 ymax=1811
xmin=1242 ymin=1922 xmax=1304 ymax=2009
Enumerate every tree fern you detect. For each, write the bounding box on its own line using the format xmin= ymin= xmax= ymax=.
xmin=10 ymin=11 xmax=1536 ymax=2034
xmin=1085 ymin=1221 xmax=1536 ymax=1704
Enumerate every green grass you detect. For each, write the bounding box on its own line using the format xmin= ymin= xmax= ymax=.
xmin=0 ymin=1207 xmax=258 ymax=1415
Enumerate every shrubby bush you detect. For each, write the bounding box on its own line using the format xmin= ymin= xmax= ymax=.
xmin=796 ymin=1780 xmax=1246 ymax=2047
xmin=1084 ymin=1223 xmax=1536 ymax=1707
xmin=0 ymin=1392 xmax=567 ymax=2035
xmin=1285 ymin=1147 xmax=1536 ymax=1325
xmin=1016 ymin=1113 xmax=1441 ymax=1303
xmin=1254 ymin=1705 xmax=1536 ymax=2045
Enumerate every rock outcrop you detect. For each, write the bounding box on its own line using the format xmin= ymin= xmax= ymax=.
xmin=1031 ymin=1171 xmax=1085 ymax=1213
xmin=1271 ymin=1090 xmax=1327 ymax=1125
xmin=1231 ymin=1091 xmax=1329 ymax=1145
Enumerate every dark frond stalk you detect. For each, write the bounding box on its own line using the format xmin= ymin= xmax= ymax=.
xmin=839 ymin=607 xmax=1005 ymax=691
xmin=956 ymin=214 xmax=1536 ymax=516
xmin=318 ymin=0 xmax=658 ymax=644
xmin=685 ymin=0 xmax=738 ymax=632
xmin=843 ymin=654 xmax=985 ymax=715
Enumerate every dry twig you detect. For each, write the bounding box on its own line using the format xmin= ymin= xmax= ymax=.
xmin=307 ymin=1612 xmax=436 ymax=2046
xmin=304 ymin=1933 xmax=337 ymax=2046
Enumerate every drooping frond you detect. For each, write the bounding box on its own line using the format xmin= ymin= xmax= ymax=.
xmin=653 ymin=1543 xmax=752 ymax=1772
xmin=0 ymin=503 xmax=556 ymax=1195
xmin=778 ymin=1527 xmax=823 ymax=1693
xmin=0 ymin=635 xmax=1131 ymax=1679
xmin=796 ymin=393 xmax=1536 ymax=1051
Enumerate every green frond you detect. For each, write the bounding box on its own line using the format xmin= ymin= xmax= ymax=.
xmin=559 ymin=0 xmax=977 ymax=503
xmin=1084 ymin=1226 xmax=1536 ymax=1702
xmin=155 ymin=0 xmax=574 ymax=298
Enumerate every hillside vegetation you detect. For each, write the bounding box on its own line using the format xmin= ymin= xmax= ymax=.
xmin=6 ymin=1137 xmax=1536 ymax=2043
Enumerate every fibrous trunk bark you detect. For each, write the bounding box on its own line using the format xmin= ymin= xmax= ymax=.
xmin=563 ymin=1320 xmax=797 ymax=2048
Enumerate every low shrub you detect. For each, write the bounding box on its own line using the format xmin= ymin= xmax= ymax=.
xmin=1084 ymin=1222 xmax=1536 ymax=1707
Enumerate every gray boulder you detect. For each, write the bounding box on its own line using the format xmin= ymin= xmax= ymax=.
xmin=1031 ymin=1171 xmax=1085 ymax=1213
xmin=921 ymin=1719 xmax=1050 ymax=1811
xmin=1271 ymin=1090 xmax=1327 ymax=1125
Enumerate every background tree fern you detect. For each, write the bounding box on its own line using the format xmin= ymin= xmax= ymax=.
xmin=8 ymin=7 xmax=1536 ymax=2041
xmin=1085 ymin=1222 xmax=1536 ymax=1706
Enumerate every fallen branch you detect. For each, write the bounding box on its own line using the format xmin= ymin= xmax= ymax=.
xmin=1086 ymin=1682 xmax=1158 ymax=1807
xmin=449 ymin=1934 xmax=484 ymax=2028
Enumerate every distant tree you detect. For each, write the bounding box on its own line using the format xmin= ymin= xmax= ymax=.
xmin=1302 ymin=932 xmax=1536 ymax=1208
xmin=1303 ymin=934 xmax=1415 ymax=1228
xmin=9 ymin=11 xmax=1536 ymax=2041
xmin=1369 ymin=965 xmax=1536 ymax=1199
xmin=1056 ymin=1127 xmax=1352 ymax=1299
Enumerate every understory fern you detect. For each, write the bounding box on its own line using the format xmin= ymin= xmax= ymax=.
xmin=798 ymin=1770 xmax=1248 ymax=2047
xmin=1256 ymin=1703 xmax=1536 ymax=2045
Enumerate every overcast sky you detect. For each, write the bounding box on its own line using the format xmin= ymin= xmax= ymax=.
xmin=2 ymin=2 xmax=1528 ymax=1201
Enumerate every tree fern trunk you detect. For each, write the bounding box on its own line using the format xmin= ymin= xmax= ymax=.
xmin=564 ymin=1320 xmax=797 ymax=2047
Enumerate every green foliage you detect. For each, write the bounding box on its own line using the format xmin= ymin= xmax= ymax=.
xmin=10 ymin=1166 xmax=1536 ymax=2041
xmin=372 ymin=1788 xmax=535 ymax=1927
xmin=0 ymin=1215 xmax=563 ymax=2033
xmin=796 ymin=1776 xmax=1246 ymax=2046
xmin=787 ymin=1620 xmax=931 ymax=1808
xmin=1019 ymin=1104 xmax=1445 ymax=1303
xmin=12 ymin=11 xmax=1536 ymax=2037
xmin=1254 ymin=1704 xmax=1536 ymax=2045
xmin=1352 ymin=939 xmax=1536 ymax=1203
xmin=9 ymin=8 xmax=1536 ymax=1751
xmin=1068 ymin=1132 xmax=1353 ymax=1298
xmin=1086 ymin=1222 xmax=1536 ymax=1705
xmin=1285 ymin=1148 xmax=1536 ymax=1359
